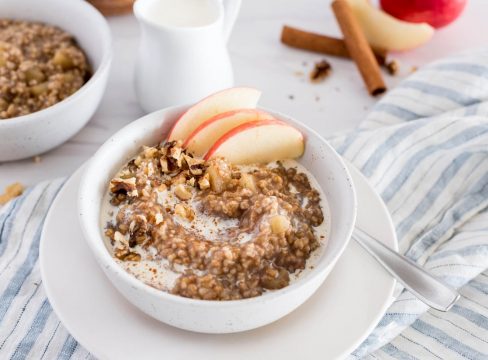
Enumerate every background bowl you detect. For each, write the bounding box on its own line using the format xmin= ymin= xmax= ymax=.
xmin=0 ymin=0 xmax=112 ymax=162
xmin=78 ymin=106 xmax=357 ymax=333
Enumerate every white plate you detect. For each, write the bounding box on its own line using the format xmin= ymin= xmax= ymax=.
xmin=40 ymin=163 xmax=397 ymax=360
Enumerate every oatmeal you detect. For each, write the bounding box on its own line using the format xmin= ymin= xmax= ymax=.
xmin=102 ymin=141 xmax=328 ymax=300
xmin=0 ymin=19 xmax=91 ymax=119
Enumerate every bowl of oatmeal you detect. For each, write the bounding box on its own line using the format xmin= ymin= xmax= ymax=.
xmin=79 ymin=104 xmax=357 ymax=333
xmin=0 ymin=0 xmax=112 ymax=161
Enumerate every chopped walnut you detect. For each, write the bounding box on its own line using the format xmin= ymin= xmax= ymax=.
xmin=174 ymin=184 xmax=192 ymax=200
xmin=169 ymin=142 xmax=184 ymax=168
xmin=174 ymin=203 xmax=195 ymax=221
xmin=198 ymin=174 xmax=210 ymax=190
xmin=110 ymin=177 xmax=137 ymax=197
xmin=184 ymin=154 xmax=205 ymax=176
xmin=115 ymin=248 xmax=141 ymax=261
xmin=160 ymin=158 xmax=169 ymax=173
xmin=114 ymin=231 xmax=128 ymax=247
xmin=142 ymin=146 xmax=158 ymax=159
xmin=0 ymin=182 xmax=24 ymax=205
xmin=310 ymin=60 xmax=332 ymax=83
xmin=385 ymin=60 xmax=399 ymax=76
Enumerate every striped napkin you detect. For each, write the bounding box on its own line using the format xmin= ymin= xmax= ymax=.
xmin=333 ymin=48 xmax=488 ymax=359
xmin=1 ymin=49 xmax=488 ymax=359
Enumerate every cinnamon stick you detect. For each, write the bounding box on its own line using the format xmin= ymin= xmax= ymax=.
xmin=88 ymin=0 xmax=135 ymax=16
xmin=281 ymin=25 xmax=386 ymax=65
xmin=331 ymin=0 xmax=386 ymax=96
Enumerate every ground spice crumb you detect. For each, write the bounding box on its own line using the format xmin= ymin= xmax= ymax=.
xmin=33 ymin=156 xmax=42 ymax=163
xmin=288 ymin=94 xmax=295 ymax=100
xmin=0 ymin=182 xmax=24 ymax=205
xmin=310 ymin=60 xmax=332 ymax=83
xmin=385 ymin=60 xmax=399 ymax=76
xmin=411 ymin=66 xmax=418 ymax=73
xmin=294 ymin=70 xmax=305 ymax=77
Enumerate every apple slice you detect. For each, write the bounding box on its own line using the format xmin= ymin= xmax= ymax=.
xmin=183 ymin=109 xmax=276 ymax=157
xmin=167 ymin=87 xmax=261 ymax=141
xmin=347 ymin=0 xmax=435 ymax=51
xmin=204 ymin=120 xmax=304 ymax=164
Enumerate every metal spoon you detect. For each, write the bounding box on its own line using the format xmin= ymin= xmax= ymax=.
xmin=352 ymin=227 xmax=460 ymax=312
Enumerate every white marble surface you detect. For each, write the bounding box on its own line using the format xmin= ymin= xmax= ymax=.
xmin=1 ymin=0 xmax=487 ymax=189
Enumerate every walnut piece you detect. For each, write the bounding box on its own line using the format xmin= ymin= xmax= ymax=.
xmin=310 ymin=60 xmax=332 ymax=83
xmin=198 ymin=175 xmax=210 ymax=190
xmin=115 ymin=248 xmax=141 ymax=261
xmin=184 ymin=154 xmax=205 ymax=176
xmin=385 ymin=60 xmax=399 ymax=76
xmin=174 ymin=184 xmax=192 ymax=200
xmin=110 ymin=177 xmax=137 ymax=197
xmin=174 ymin=203 xmax=195 ymax=221
xmin=0 ymin=182 xmax=24 ymax=205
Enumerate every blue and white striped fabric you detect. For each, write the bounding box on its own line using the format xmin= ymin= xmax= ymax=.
xmin=0 ymin=179 xmax=93 ymax=359
xmin=332 ymin=48 xmax=488 ymax=359
xmin=1 ymin=49 xmax=488 ymax=359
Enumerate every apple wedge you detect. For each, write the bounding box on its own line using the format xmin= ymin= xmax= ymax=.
xmin=183 ymin=109 xmax=276 ymax=157
xmin=204 ymin=120 xmax=304 ymax=164
xmin=167 ymin=87 xmax=261 ymax=141
xmin=347 ymin=0 xmax=435 ymax=51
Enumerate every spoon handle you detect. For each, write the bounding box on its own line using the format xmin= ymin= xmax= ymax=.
xmin=353 ymin=227 xmax=460 ymax=312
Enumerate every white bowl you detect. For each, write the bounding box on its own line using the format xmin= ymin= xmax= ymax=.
xmin=78 ymin=106 xmax=357 ymax=334
xmin=0 ymin=0 xmax=112 ymax=162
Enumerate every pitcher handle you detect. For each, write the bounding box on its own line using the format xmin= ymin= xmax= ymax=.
xmin=222 ymin=0 xmax=242 ymax=42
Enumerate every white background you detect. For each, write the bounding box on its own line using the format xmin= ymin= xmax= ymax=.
xmin=1 ymin=0 xmax=487 ymax=189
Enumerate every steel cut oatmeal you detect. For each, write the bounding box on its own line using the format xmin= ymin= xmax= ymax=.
xmin=102 ymin=141 xmax=328 ymax=300
xmin=0 ymin=19 xmax=91 ymax=119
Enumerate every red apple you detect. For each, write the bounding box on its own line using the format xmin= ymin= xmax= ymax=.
xmin=380 ymin=0 xmax=467 ymax=28
xmin=204 ymin=119 xmax=304 ymax=164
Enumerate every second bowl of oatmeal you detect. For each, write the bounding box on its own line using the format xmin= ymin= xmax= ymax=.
xmin=78 ymin=105 xmax=357 ymax=334
xmin=0 ymin=0 xmax=112 ymax=161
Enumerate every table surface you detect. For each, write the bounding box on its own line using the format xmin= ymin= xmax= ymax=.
xmin=1 ymin=0 xmax=487 ymax=190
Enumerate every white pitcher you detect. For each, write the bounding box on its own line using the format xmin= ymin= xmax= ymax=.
xmin=134 ymin=0 xmax=241 ymax=113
